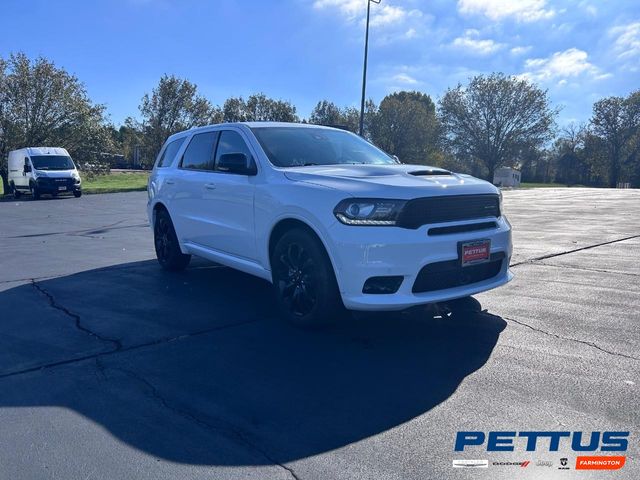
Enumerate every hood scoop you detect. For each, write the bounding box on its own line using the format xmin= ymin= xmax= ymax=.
xmin=409 ymin=169 xmax=451 ymax=176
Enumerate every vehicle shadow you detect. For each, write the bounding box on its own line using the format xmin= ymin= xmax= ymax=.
xmin=0 ymin=259 xmax=506 ymax=465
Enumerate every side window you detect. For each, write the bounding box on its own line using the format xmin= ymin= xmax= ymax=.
xmin=157 ymin=137 xmax=186 ymax=168
xmin=181 ymin=132 xmax=219 ymax=170
xmin=214 ymin=131 xmax=254 ymax=172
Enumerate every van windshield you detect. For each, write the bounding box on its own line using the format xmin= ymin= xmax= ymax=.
xmin=31 ymin=155 xmax=75 ymax=170
xmin=250 ymin=127 xmax=398 ymax=167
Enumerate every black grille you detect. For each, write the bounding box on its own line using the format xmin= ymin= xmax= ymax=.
xmin=412 ymin=252 xmax=505 ymax=293
xmin=37 ymin=177 xmax=75 ymax=186
xmin=397 ymin=194 xmax=500 ymax=229
xmin=428 ymin=221 xmax=497 ymax=236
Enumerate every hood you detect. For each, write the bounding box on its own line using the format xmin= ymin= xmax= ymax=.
xmin=282 ymin=164 xmax=497 ymax=199
xmin=35 ymin=169 xmax=76 ymax=178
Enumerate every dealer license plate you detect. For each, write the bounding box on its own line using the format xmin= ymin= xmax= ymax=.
xmin=58 ymin=186 xmax=67 ymax=191
xmin=460 ymin=239 xmax=491 ymax=267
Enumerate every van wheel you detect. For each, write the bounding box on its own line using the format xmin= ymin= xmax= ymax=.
xmin=11 ymin=183 xmax=22 ymax=199
xmin=271 ymin=228 xmax=345 ymax=328
xmin=74 ymin=191 xmax=82 ymax=198
xmin=30 ymin=184 xmax=40 ymax=200
xmin=154 ymin=209 xmax=191 ymax=271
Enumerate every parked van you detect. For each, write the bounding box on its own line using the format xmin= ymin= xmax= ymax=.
xmin=8 ymin=147 xmax=82 ymax=199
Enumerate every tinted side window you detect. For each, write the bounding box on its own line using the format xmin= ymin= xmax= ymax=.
xmin=157 ymin=137 xmax=186 ymax=168
xmin=181 ymin=132 xmax=218 ymax=170
xmin=214 ymin=131 xmax=254 ymax=171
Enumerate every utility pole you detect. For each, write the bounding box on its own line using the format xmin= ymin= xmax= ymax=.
xmin=359 ymin=0 xmax=380 ymax=137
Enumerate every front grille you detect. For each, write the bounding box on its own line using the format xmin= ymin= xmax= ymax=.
xmin=428 ymin=221 xmax=497 ymax=236
xmin=37 ymin=177 xmax=75 ymax=186
xmin=412 ymin=252 xmax=505 ymax=293
xmin=397 ymin=194 xmax=500 ymax=229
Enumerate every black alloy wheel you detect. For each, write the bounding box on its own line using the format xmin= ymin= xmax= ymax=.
xmin=272 ymin=228 xmax=345 ymax=327
xmin=154 ymin=209 xmax=191 ymax=271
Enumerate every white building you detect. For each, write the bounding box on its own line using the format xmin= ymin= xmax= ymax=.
xmin=493 ymin=167 xmax=521 ymax=188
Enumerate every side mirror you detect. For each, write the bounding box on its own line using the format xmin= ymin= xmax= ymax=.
xmin=24 ymin=164 xmax=32 ymax=173
xmin=218 ymin=153 xmax=257 ymax=175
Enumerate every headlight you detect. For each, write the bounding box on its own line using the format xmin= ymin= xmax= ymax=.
xmin=34 ymin=170 xmax=47 ymax=178
xmin=334 ymin=198 xmax=406 ymax=226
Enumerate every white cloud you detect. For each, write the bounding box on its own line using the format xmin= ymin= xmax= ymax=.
xmin=451 ymin=29 xmax=504 ymax=55
xmin=457 ymin=0 xmax=555 ymax=22
xmin=521 ymin=48 xmax=605 ymax=82
xmin=610 ymin=22 xmax=640 ymax=61
xmin=404 ymin=28 xmax=417 ymax=39
xmin=510 ymin=46 xmax=532 ymax=56
xmin=579 ymin=1 xmax=597 ymax=16
xmin=391 ymin=73 xmax=419 ymax=84
xmin=313 ymin=0 xmax=362 ymax=21
xmin=313 ymin=0 xmax=421 ymax=27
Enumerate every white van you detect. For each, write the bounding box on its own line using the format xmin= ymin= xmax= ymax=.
xmin=8 ymin=147 xmax=82 ymax=199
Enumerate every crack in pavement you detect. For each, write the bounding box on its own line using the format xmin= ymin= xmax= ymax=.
xmin=504 ymin=316 xmax=639 ymax=361
xmin=528 ymin=261 xmax=640 ymax=277
xmin=510 ymin=234 xmax=640 ymax=268
xmin=31 ymin=280 xmax=123 ymax=350
xmin=5 ymin=221 xmax=149 ymax=239
xmin=98 ymin=359 xmax=301 ymax=480
xmin=0 ymin=318 xmax=263 ymax=380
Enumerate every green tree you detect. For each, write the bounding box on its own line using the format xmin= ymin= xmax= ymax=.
xmin=140 ymin=75 xmax=221 ymax=160
xmin=589 ymin=90 xmax=640 ymax=187
xmin=439 ymin=73 xmax=556 ymax=179
xmin=222 ymin=93 xmax=298 ymax=123
xmin=308 ymin=100 xmax=375 ymax=134
xmin=370 ymin=91 xmax=440 ymax=165
xmin=0 ymin=53 xmax=113 ymax=194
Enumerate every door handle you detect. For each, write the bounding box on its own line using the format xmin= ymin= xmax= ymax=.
xmin=204 ymin=183 xmax=217 ymax=190
xmin=165 ymin=179 xmax=175 ymax=185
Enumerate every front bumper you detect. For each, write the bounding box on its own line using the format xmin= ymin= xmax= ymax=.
xmin=36 ymin=177 xmax=81 ymax=193
xmin=327 ymin=216 xmax=513 ymax=311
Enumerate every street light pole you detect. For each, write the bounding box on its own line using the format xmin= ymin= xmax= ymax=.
xmin=359 ymin=0 xmax=380 ymax=137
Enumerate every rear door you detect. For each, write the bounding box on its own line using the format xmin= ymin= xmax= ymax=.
xmin=169 ymin=131 xmax=219 ymax=245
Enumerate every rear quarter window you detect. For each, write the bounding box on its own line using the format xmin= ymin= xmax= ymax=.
xmin=156 ymin=137 xmax=186 ymax=168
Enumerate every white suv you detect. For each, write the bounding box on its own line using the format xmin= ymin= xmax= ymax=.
xmin=148 ymin=122 xmax=513 ymax=326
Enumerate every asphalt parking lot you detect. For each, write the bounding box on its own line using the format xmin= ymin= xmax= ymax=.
xmin=0 ymin=188 xmax=638 ymax=480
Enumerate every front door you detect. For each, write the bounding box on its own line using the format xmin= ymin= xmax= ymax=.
xmin=198 ymin=129 xmax=257 ymax=261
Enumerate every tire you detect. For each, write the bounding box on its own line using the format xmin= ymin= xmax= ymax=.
xmin=154 ymin=209 xmax=191 ymax=271
xmin=11 ymin=183 xmax=22 ymax=199
xmin=74 ymin=190 xmax=82 ymax=198
xmin=30 ymin=183 xmax=40 ymax=200
xmin=271 ymin=228 xmax=345 ymax=328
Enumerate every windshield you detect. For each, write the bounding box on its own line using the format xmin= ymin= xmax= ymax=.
xmin=30 ymin=155 xmax=75 ymax=170
xmin=251 ymin=127 xmax=398 ymax=167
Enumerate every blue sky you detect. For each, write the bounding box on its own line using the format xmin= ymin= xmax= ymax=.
xmin=1 ymin=0 xmax=638 ymax=126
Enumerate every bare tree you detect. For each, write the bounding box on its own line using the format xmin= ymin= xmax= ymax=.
xmin=439 ymin=73 xmax=557 ymax=180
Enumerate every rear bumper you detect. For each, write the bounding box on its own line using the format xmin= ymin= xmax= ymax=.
xmin=326 ymin=216 xmax=513 ymax=311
